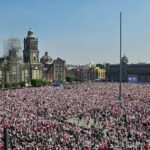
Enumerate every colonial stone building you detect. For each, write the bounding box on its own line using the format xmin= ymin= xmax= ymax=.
xmin=106 ymin=55 xmax=150 ymax=82
xmin=66 ymin=65 xmax=89 ymax=81
xmin=40 ymin=52 xmax=66 ymax=82
xmin=0 ymin=29 xmax=66 ymax=86
xmin=87 ymin=64 xmax=105 ymax=81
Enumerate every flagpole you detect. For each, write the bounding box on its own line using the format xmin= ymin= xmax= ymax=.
xmin=119 ymin=12 xmax=122 ymax=100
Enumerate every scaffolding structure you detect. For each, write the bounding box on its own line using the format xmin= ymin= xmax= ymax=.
xmin=3 ymin=37 xmax=22 ymax=57
xmin=3 ymin=37 xmax=23 ymax=84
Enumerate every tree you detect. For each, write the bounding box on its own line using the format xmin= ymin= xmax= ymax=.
xmin=31 ymin=79 xmax=43 ymax=87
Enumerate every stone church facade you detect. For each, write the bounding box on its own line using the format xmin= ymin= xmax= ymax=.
xmin=40 ymin=52 xmax=66 ymax=82
xmin=0 ymin=29 xmax=66 ymax=86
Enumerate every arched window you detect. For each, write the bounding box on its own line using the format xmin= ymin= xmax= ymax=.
xmin=34 ymin=56 xmax=36 ymax=62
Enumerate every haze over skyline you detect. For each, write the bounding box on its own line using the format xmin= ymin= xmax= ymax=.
xmin=0 ymin=0 xmax=150 ymax=65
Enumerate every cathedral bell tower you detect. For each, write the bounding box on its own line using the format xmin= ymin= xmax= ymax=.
xmin=23 ymin=29 xmax=42 ymax=82
xmin=23 ymin=28 xmax=39 ymax=64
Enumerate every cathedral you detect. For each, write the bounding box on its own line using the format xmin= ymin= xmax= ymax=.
xmin=0 ymin=29 xmax=66 ymax=86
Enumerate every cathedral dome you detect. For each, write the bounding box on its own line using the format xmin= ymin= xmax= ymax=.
xmin=121 ymin=54 xmax=128 ymax=64
xmin=40 ymin=51 xmax=53 ymax=64
xmin=89 ymin=61 xmax=96 ymax=68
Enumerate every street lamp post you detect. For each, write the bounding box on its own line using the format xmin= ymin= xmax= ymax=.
xmin=4 ymin=128 xmax=8 ymax=150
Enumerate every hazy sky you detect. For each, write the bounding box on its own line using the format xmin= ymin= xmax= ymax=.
xmin=0 ymin=0 xmax=150 ymax=65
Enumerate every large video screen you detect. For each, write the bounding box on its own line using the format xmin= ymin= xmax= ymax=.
xmin=128 ymin=76 xmax=138 ymax=83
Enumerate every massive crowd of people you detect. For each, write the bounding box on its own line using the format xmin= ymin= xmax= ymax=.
xmin=0 ymin=82 xmax=149 ymax=149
